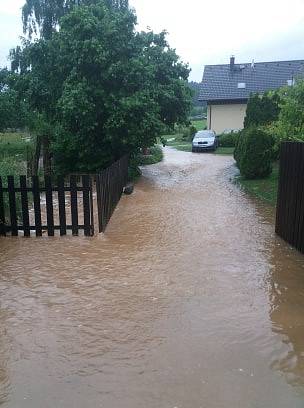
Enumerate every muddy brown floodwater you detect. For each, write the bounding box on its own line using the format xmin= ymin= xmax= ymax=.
xmin=1 ymin=148 xmax=304 ymax=407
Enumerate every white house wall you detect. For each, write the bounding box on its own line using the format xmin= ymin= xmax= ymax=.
xmin=207 ymin=103 xmax=247 ymax=134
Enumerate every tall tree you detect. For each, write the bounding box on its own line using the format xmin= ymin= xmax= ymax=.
xmin=13 ymin=1 xmax=191 ymax=174
xmin=50 ymin=3 xmax=191 ymax=173
xmin=19 ymin=0 xmax=130 ymax=174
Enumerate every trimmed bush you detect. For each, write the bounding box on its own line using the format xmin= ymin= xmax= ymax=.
xmin=218 ymin=131 xmax=240 ymax=147
xmin=234 ymin=130 xmax=245 ymax=166
xmin=234 ymin=126 xmax=274 ymax=179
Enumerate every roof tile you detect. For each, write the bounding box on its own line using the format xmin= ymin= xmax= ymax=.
xmin=199 ymin=60 xmax=304 ymax=101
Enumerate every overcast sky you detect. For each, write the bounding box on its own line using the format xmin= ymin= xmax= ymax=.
xmin=1 ymin=0 xmax=304 ymax=81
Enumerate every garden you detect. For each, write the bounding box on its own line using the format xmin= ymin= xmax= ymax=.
xmin=233 ymin=85 xmax=304 ymax=205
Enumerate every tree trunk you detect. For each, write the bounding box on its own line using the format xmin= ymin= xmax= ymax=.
xmin=42 ymin=135 xmax=52 ymax=176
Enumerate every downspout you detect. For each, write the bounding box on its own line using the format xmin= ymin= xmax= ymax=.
xmin=209 ymin=104 xmax=212 ymax=130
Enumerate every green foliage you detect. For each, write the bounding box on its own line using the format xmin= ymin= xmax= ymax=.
xmin=218 ymin=131 xmax=240 ymax=147
xmin=0 ymin=69 xmax=28 ymax=132
xmin=128 ymin=150 xmax=142 ymax=180
xmin=187 ymin=81 xmax=206 ymax=109
xmin=246 ymin=81 xmax=304 ymax=160
xmin=0 ymin=132 xmax=33 ymax=160
xmin=139 ymin=145 xmax=163 ymax=165
xmin=0 ymin=157 xmax=27 ymax=218
xmin=234 ymin=127 xmax=274 ymax=179
xmin=22 ymin=0 xmax=129 ymax=39
xmin=275 ymin=80 xmax=304 ymax=140
xmin=0 ymin=157 xmax=26 ymax=181
xmin=182 ymin=125 xmax=197 ymax=141
xmin=190 ymin=106 xmax=203 ymax=117
xmin=244 ymin=92 xmax=281 ymax=128
xmin=191 ymin=119 xmax=206 ymax=131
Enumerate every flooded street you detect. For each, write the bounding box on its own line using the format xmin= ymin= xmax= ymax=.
xmin=1 ymin=147 xmax=304 ymax=407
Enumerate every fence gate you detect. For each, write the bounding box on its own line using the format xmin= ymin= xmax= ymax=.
xmin=0 ymin=175 xmax=94 ymax=237
xmin=276 ymin=142 xmax=304 ymax=253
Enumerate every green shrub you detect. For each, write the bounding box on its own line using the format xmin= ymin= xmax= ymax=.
xmin=234 ymin=126 xmax=274 ymax=179
xmin=128 ymin=152 xmax=142 ymax=181
xmin=218 ymin=131 xmax=240 ymax=147
xmin=128 ymin=145 xmax=164 ymax=179
xmin=182 ymin=125 xmax=197 ymax=141
xmin=234 ymin=130 xmax=245 ymax=166
xmin=244 ymin=92 xmax=281 ymax=128
xmin=140 ymin=145 xmax=164 ymax=165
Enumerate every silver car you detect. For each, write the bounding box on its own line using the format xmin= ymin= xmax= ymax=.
xmin=192 ymin=130 xmax=218 ymax=152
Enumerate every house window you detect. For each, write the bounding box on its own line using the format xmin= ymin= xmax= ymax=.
xmin=237 ymin=82 xmax=246 ymax=89
xmin=287 ymin=79 xmax=295 ymax=86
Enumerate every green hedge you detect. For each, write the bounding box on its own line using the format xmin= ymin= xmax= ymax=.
xmin=218 ymin=131 xmax=240 ymax=147
xmin=234 ymin=127 xmax=274 ymax=179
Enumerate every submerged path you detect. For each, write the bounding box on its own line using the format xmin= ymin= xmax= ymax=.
xmin=1 ymin=148 xmax=304 ymax=407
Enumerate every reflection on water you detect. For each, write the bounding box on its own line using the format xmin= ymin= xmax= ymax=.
xmin=0 ymin=147 xmax=304 ymax=407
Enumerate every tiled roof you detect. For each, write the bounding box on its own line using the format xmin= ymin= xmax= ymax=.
xmin=199 ymin=59 xmax=304 ymax=102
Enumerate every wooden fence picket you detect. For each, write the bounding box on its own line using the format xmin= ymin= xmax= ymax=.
xmin=58 ymin=177 xmax=67 ymax=236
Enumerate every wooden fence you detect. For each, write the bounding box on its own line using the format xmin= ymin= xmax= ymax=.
xmin=96 ymin=154 xmax=129 ymax=232
xmin=0 ymin=175 xmax=94 ymax=237
xmin=276 ymin=142 xmax=304 ymax=253
xmin=0 ymin=155 xmax=129 ymax=237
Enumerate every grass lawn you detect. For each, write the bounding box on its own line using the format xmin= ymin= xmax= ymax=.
xmin=0 ymin=132 xmax=32 ymax=160
xmin=165 ymin=137 xmax=192 ymax=152
xmin=215 ymin=147 xmax=235 ymax=155
xmin=0 ymin=132 xmax=31 ymax=185
xmin=237 ymin=163 xmax=279 ymax=206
